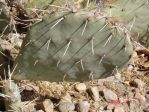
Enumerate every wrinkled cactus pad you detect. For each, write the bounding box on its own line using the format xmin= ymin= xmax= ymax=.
xmin=12 ymin=10 xmax=133 ymax=81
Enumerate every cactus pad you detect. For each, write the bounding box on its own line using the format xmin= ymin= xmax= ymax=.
xmin=103 ymin=0 xmax=149 ymax=36
xmin=12 ymin=10 xmax=133 ymax=81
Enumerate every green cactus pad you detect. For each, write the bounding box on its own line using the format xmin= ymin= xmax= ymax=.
xmin=12 ymin=10 xmax=133 ymax=81
xmin=103 ymin=0 xmax=149 ymax=36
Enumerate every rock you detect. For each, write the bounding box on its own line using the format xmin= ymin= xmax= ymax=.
xmin=127 ymin=64 xmax=134 ymax=71
xmin=43 ymin=99 xmax=54 ymax=112
xmin=75 ymin=83 xmax=87 ymax=92
xmin=114 ymin=106 xmax=125 ymax=112
xmin=90 ymin=86 xmax=100 ymax=101
xmin=134 ymin=93 xmax=146 ymax=103
xmin=103 ymin=89 xmax=118 ymax=102
xmin=106 ymin=104 xmax=115 ymax=110
xmin=143 ymin=106 xmax=149 ymax=112
xmin=131 ymin=79 xmax=145 ymax=89
xmin=61 ymin=92 xmax=72 ymax=102
xmin=132 ymin=51 xmax=138 ymax=58
xmin=58 ymin=102 xmax=75 ymax=112
xmin=78 ymin=101 xmax=90 ymax=112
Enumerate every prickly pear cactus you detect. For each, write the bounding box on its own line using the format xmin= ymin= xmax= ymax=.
xmin=103 ymin=0 xmax=149 ymax=36
xmin=12 ymin=10 xmax=133 ymax=81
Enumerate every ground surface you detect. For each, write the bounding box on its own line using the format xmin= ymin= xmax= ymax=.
xmin=0 ymin=1 xmax=149 ymax=112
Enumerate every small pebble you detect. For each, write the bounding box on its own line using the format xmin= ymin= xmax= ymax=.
xmin=107 ymin=104 xmax=115 ymax=110
xmin=75 ymin=83 xmax=87 ymax=92
xmin=134 ymin=93 xmax=146 ymax=103
xmin=90 ymin=86 xmax=100 ymax=101
xmin=103 ymin=89 xmax=118 ymax=102
xmin=114 ymin=106 xmax=125 ymax=112
xmin=58 ymin=102 xmax=75 ymax=112
xmin=61 ymin=92 xmax=72 ymax=102
xmin=128 ymin=60 xmax=135 ymax=70
xmin=132 ymin=51 xmax=138 ymax=58
xmin=78 ymin=101 xmax=90 ymax=112
xmin=132 ymin=79 xmax=145 ymax=89
xmin=128 ymin=64 xmax=134 ymax=71
xmin=43 ymin=99 xmax=54 ymax=112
